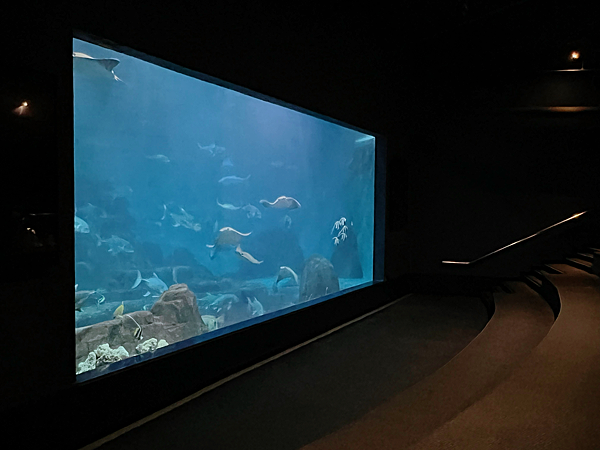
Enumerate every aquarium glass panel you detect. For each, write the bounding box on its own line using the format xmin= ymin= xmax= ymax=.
xmin=74 ymin=36 xmax=380 ymax=377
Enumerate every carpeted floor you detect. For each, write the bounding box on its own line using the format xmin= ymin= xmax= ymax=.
xmin=91 ymin=294 xmax=489 ymax=450
xmin=406 ymin=265 xmax=600 ymax=449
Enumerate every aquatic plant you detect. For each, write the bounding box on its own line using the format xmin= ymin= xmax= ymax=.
xmin=331 ymin=217 xmax=348 ymax=246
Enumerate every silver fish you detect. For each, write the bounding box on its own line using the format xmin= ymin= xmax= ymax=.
xmin=217 ymin=199 xmax=241 ymax=210
xmin=96 ymin=234 xmax=134 ymax=254
xmin=75 ymin=287 xmax=105 ymax=311
xmin=273 ymin=266 xmax=299 ymax=293
xmin=164 ymin=205 xmax=201 ymax=231
xmin=241 ymin=291 xmax=264 ymax=317
xmin=218 ymin=175 xmax=250 ymax=186
xmin=74 ymin=215 xmax=90 ymax=233
xmin=282 ymin=215 xmax=292 ymax=229
xmin=197 ymin=143 xmax=226 ymax=157
xmin=235 ymin=245 xmax=263 ymax=264
xmin=242 ymin=204 xmax=261 ymax=219
xmin=77 ymin=203 xmax=107 ymax=219
xmin=145 ymin=154 xmax=170 ymax=163
xmin=132 ymin=270 xmax=168 ymax=293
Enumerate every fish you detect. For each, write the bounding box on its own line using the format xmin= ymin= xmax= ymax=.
xmin=77 ymin=203 xmax=108 ymax=219
xmin=75 ymin=289 xmax=94 ymax=311
xmin=259 ymin=196 xmax=301 ymax=209
xmin=164 ymin=205 xmax=202 ymax=231
xmin=218 ymin=175 xmax=250 ymax=186
xmin=242 ymin=204 xmax=261 ymax=219
xmin=235 ymin=245 xmax=263 ymax=264
xmin=201 ymin=315 xmax=220 ymax=331
xmin=73 ymin=52 xmax=123 ymax=82
xmin=282 ymin=215 xmax=292 ymax=229
xmin=133 ymin=326 xmax=143 ymax=340
xmin=355 ymin=135 xmax=375 ymax=145
xmin=74 ymin=215 xmax=90 ymax=233
xmin=143 ymin=291 xmax=151 ymax=297
xmin=132 ymin=270 xmax=169 ymax=294
xmin=217 ymin=199 xmax=241 ymax=210
xmin=241 ymin=290 xmax=265 ymax=317
xmin=207 ymin=227 xmax=251 ymax=246
xmin=197 ymin=143 xmax=226 ymax=157
xmin=75 ymin=286 xmax=106 ymax=311
xmin=113 ymin=302 xmax=124 ymax=318
xmin=206 ymin=227 xmax=252 ymax=259
xmin=111 ymin=185 xmax=134 ymax=199
xmin=96 ymin=235 xmax=134 ymax=254
xmin=145 ymin=154 xmax=170 ymax=163
xmin=273 ymin=266 xmax=299 ymax=292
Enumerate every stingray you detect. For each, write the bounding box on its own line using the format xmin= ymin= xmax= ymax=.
xmin=73 ymin=52 xmax=124 ymax=82
xmin=206 ymin=227 xmax=252 ymax=259
xmin=235 ymin=245 xmax=263 ymax=264
xmin=259 ymin=196 xmax=301 ymax=209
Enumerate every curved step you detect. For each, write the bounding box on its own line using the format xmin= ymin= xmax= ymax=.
xmin=407 ymin=264 xmax=600 ymax=449
xmin=302 ymin=282 xmax=554 ymax=450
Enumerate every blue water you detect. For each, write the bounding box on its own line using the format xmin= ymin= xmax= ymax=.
xmin=73 ymin=38 xmax=376 ymax=373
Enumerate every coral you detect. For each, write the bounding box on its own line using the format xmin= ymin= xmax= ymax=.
xmin=135 ymin=338 xmax=168 ymax=354
xmin=331 ymin=217 xmax=349 ymax=245
xmin=76 ymin=343 xmax=130 ymax=374
xmin=94 ymin=343 xmax=129 ymax=365
xmin=76 ymin=351 xmax=97 ymax=375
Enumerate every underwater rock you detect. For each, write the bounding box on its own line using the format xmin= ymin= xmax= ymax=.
xmin=76 ymin=310 xmax=155 ymax=365
xmin=150 ymin=283 xmax=208 ymax=340
xmin=331 ymin=225 xmax=363 ymax=278
xmin=299 ymin=255 xmax=340 ymax=303
xmin=75 ymin=286 xmax=209 ymax=372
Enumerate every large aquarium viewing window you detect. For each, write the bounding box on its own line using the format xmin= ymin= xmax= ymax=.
xmin=74 ymin=34 xmax=383 ymax=378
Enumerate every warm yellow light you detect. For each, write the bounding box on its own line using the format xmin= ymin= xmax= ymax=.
xmin=21 ymin=101 xmax=28 ymax=107
xmin=571 ymin=51 xmax=580 ymax=60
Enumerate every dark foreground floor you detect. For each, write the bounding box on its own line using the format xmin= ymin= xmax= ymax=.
xmin=90 ymin=294 xmax=489 ymax=450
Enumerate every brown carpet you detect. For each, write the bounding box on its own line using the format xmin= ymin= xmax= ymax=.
xmin=302 ymin=281 xmax=554 ymax=450
xmin=405 ymin=265 xmax=600 ymax=449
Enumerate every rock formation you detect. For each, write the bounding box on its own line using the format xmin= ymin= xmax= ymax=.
xmin=75 ymin=284 xmax=208 ymax=373
xmin=299 ymin=254 xmax=340 ymax=303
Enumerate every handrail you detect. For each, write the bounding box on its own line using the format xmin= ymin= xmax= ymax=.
xmin=442 ymin=211 xmax=587 ymax=265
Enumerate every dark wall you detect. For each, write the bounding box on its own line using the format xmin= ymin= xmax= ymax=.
xmin=1 ymin=0 xmax=599 ymax=445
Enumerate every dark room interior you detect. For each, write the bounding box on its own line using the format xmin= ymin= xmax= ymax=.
xmin=1 ymin=1 xmax=599 ymax=448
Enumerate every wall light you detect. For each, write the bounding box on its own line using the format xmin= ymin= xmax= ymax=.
xmin=12 ymin=100 xmax=30 ymax=117
xmin=570 ymin=51 xmax=583 ymax=69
